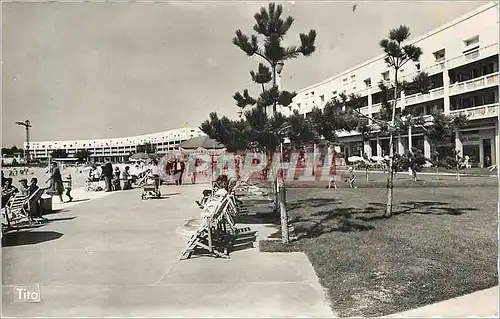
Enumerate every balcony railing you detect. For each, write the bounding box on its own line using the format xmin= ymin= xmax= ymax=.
xmin=404 ymin=86 xmax=445 ymax=106
xmin=449 ymin=103 xmax=499 ymax=120
xmin=449 ymin=72 xmax=499 ymax=96
xmin=446 ymin=43 xmax=498 ymax=70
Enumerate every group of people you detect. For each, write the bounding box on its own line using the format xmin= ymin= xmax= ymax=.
xmin=165 ymin=159 xmax=186 ymax=186
xmin=88 ymin=163 xmax=133 ymax=191
xmin=5 ymin=167 xmax=30 ymax=177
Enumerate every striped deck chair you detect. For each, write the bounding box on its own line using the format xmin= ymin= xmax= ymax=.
xmin=177 ymin=197 xmax=228 ymax=260
xmin=3 ymin=193 xmax=31 ymax=228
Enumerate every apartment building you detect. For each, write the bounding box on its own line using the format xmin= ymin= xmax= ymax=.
xmin=281 ymin=2 xmax=499 ymax=168
xmin=24 ymin=127 xmax=206 ymax=162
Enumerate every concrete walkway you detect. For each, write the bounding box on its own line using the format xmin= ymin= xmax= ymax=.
xmin=383 ymin=286 xmax=499 ymax=317
xmin=2 ymin=184 xmax=333 ymax=317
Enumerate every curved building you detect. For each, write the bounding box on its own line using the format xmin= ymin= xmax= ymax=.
xmin=25 ymin=127 xmax=206 ymax=162
xmin=280 ymin=2 xmax=499 ymax=168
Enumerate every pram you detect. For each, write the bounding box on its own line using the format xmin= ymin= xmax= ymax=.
xmin=141 ymin=175 xmax=161 ymax=200
xmin=84 ymin=178 xmax=103 ymax=192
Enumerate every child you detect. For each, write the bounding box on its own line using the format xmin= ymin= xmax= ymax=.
xmin=347 ymin=167 xmax=357 ymax=189
xmin=64 ymin=174 xmax=73 ymax=202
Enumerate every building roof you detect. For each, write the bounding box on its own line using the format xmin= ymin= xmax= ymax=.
xmin=178 ymin=136 xmax=225 ymax=150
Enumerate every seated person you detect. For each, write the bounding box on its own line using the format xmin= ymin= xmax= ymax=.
xmin=214 ymin=174 xmax=229 ymax=191
xmin=29 ymin=177 xmax=39 ymax=196
xmin=2 ymin=179 xmax=19 ymax=208
xmin=18 ymin=178 xmax=30 ymax=196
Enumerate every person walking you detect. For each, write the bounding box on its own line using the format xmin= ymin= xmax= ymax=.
xmin=64 ymin=174 xmax=73 ymax=202
xmin=150 ymin=159 xmax=160 ymax=191
xmin=46 ymin=162 xmax=64 ymax=202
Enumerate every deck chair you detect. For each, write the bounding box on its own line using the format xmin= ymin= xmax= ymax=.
xmin=177 ymin=197 xmax=229 ymax=260
xmin=3 ymin=193 xmax=31 ymax=228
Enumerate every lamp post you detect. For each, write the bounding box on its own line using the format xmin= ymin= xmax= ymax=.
xmin=15 ymin=120 xmax=32 ymax=162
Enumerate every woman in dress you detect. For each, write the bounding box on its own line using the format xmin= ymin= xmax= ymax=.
xmin=46 ymin=162 xmax=64 ymax=202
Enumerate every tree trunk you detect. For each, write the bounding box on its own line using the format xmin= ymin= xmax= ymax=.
xmin=385 ymin=71 xmax=398 ymax=218
xmin=278 ymin=174 xmax=289 ymax=243
xmin=272 ymin=66 xmax=277 ymax=115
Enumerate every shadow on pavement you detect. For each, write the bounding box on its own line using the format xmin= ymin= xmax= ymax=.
xmin=2 ymin=230 xmax=64 ymax=247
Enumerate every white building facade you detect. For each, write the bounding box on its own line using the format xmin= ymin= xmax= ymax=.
xmin=280 ymin=2 xmax=499 ymax=168
xmin=24 ymin=127 xmax=206 ymax=162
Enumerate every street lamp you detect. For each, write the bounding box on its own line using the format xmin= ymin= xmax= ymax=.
xmin=276 ymin=60 xmax=284 ymax=75
xmin=15 ymin=120 xmax=32 ymax=161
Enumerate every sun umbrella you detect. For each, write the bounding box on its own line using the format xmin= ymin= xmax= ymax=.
xmin=371 ymin=156 xmax=385 ymax=162
xmin=348 ymin=156 xmax=365 ymax=163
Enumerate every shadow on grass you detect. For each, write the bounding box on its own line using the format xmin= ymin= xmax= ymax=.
xmin=357 ymin=201 xmax=478 ymax=221
xmin=287 ymin=198 xmax=341 ymax=211
xmin=2 ymin=230 xmax=63 ymax=247
xmin=287 ymin=200 xmax=477 ymax=239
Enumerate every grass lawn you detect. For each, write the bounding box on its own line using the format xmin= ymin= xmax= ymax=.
xmin=258 ymin=185 xmax=498 ymax=317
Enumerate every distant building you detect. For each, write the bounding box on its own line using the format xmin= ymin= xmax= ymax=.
xmin=24 ymin=127 xmax=206 ymax=163
xmin=279 ymin=2 xmax=499 ymax=168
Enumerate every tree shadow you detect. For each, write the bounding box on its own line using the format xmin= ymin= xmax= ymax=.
xmin=291 ymin=207 xmax=376 ymax=239
xmin=356 ymin=201 xmax=478 ymax=221
xmin=287 ymin=198 xmax=341 ymax=211
xmin=2 ymin=230 xmax=63 ymax=247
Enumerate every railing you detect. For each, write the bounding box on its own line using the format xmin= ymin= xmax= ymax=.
xmin=449 ymin=103 xmax=499 ymax=120
xmin=446 ymin=43 xmax=498 ymax=70
xmin=404 ymin=86 xmax=444 ymax=106
xmin=449 ymin=72 xmax=499 ymax=96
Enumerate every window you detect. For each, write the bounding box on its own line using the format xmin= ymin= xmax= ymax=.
xmin=311 ymin=91 xmax=315 ymax=96
xmin=350 ymin=75 xmax=356 ymax=82
xmin=415 ymin=63 xmax=421 ymax=71
xmin=433 ymin=49 xmax=446 ymax=62
xmin=343 ymin=78 xmax=348 ymax=85
xmin=463 ymin=35 xmax=480 ymax=53
xmin=332 ymin=90 xmax=337 ymax=96
xmin=382 ymin=71 xmax=390 ymax=81
xmin=320 ymin=95 xmax=325 ymax=102
xmin=364 ymin=78 xmax=372 ymax=88
xmin=464 ymin=35 xmax=479 ymax=47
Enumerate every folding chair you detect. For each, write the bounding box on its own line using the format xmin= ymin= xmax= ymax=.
xmin=3 ymin=193 xmax=31 ymax=229
xmin=177 ymin=197 xmax=229 ymax=260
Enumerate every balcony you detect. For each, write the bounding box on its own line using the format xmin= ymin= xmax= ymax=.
xmin=449 ymin=72 xmax=499 ymax=96
xmin=449 ymin=103 xmax=498 ymax=120
xmin=446 ymin=43 xmax=498 ymax=70
xmin=404 ymin=87 xmax=444 ymax=106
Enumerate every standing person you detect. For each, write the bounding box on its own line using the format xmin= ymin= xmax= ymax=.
xmin=102 ymin=161 xmax=113 ymax=192
xmin=188 ymin=158 xmax=197 ymax=184
xmin=173 ymin=159 xmax=181 ymax=186
xmin=120 ymin=166 xmax=132 ymax=190
xmin=64 ymin=174 xmax=73 ymax=202
xmin=113 ymin=167 xmax=121 ymax=191
xmin=46 ymin=162 xmax=64 ymax=202
xmin=346 ymin=167 xmax=357 ymax=189
xmin=150 ymin=159 xmax=160 ymax=190
xmin=178 ymin=160 xmax=186 ymax=186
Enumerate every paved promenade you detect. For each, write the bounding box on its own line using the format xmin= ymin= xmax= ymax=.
xmin=2 ymin=184 xmax=333 ymax=317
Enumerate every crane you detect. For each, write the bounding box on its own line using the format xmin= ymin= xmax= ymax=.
xmin=15 ymin=120 xmax=32 ymax=160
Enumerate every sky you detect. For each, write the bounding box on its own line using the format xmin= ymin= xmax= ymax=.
xmin=1 ymin=0 xmax=489 ymax=147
